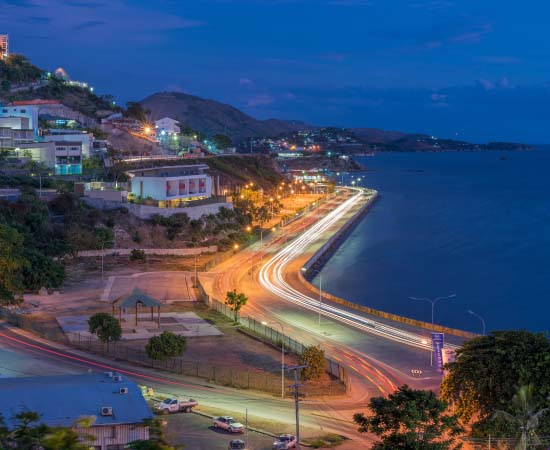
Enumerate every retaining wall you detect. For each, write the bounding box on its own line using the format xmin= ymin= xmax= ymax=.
xmin=301 ymin=190 xmax=477 ymax=339
xmin=77 ymin=247 xmax=217 ymax=257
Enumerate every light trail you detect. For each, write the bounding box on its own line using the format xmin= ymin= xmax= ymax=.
xmin=259 ymin=188 xmax=459 ymax=352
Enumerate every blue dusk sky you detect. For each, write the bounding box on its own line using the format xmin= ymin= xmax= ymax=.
xmin=3 ymin=0 xmax=550 ymax=142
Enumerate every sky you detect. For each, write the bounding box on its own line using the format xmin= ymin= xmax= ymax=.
xmin=3 ymin=0 xmax=550 ymax=142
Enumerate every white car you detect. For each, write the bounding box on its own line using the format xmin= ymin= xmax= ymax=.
xmin=213 ymin=416 xmax=245 ymax=433
xmin=272 ymin=434 xmax=297 ymax=449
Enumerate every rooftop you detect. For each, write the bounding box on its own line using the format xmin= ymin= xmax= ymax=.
xmin=0 ymin=373 xmax=153 ymax=427
xmin=127 ymin=164 xmax=209 ymax=178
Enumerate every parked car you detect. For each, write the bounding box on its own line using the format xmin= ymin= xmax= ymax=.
xmin=228 ymin=439 xmax=248 ymax=450
xmin=272 ymin=434 xmax=297 ymax=449
xmin=153 ymin=396 xmax=198 ymax=414
xmin=213 ymin=416 xmax=245 ymax=433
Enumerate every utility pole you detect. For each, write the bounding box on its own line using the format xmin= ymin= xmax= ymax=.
xmin=287 ymin=364 xmax=307 ymax=450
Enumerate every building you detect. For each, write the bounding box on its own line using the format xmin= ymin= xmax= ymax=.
xmin=53 ymin=141 xmax=82 ymax=175
xmin=0 ymin=34 xmax=8 ymax=60
xmin=43 ymin=129 xmax=93 ymax=157
xmin=0 ymin=104 xmax=39 ymax=135
xmin=155 ymin=117 xmax=180 ymax=134
xmin=0 ymin=373 xmax=153 ymax=450
xmin=127 ymin=164 xmax=212 ymax=205
xmin=0 ymin=116 xmax=34 ymax=148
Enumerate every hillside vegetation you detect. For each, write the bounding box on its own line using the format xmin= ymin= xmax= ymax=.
xmin=0 ymin=54 xmax=42 ymax=92
xmin=111 ymin=154 xmax=284 ymax=191
xmin=140 ymin=91 xmax=309 ymax=141
xmin=4 ymin=77 xmax=119 ymax=119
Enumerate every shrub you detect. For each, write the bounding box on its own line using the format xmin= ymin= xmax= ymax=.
xmin=300 ymin=345 xmax=326 ymax=381
xmin=145 ymin=331 xmax=187 ymax=361
xmin=88 ymin=313 xmax=121 ymax=343
xmin=129 ymin=249 xmax=146 ymax=261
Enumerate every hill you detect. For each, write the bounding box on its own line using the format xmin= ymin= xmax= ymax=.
xmin=140 ymin=91 xmax=309 ymax=141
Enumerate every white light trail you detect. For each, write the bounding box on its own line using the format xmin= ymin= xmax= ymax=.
xmin=259 ymin=189 xmax=459 ymax=351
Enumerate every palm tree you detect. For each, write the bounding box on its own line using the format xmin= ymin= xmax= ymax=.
xmin=494 ymin=384 xmax=549 ymax=450
xmin=225 ymin=289 xmax=248 ymax=321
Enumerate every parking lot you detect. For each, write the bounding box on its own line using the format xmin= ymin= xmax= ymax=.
xmin=164 ymin=412 xmax=277 ymax=450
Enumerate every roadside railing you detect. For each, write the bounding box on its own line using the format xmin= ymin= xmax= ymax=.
xmin=0 ymin=305 xmax=345 ymax=397
xmin=196 ymin=282 xmax=349 ymax=387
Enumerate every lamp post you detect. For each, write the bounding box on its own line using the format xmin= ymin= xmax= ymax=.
xmin=468 ymin=309 xmax=486 ymax=335
xmin=261 ymin=320 xmax=285 ymax=398
xmin=409 ymin=294 xmax=456 ymax=366
xmin=301 ymin=267 xmax=323 ymax=327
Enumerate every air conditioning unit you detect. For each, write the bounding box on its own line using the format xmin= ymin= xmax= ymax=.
xmin=105 ymin=372 xmax=114 ymax=378
xmin=119 ymin=387 xmax=129 ymax=394
xmin=101 ymin=406 xmax=113 ymax=416
xmin=113 ymin=375 xmax=122 ymax=382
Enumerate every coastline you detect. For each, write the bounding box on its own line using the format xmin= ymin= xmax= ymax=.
xmin=300 ymin=187 xmax=477 ymax=339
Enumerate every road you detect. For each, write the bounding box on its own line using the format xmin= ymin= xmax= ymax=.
xmin=0 ymin=323 xmax=373 ymax=448
xmin=208 ymin=188 xmax=461 ymax=413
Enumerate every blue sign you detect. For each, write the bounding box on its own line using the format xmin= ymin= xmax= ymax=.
xmin=431 ymin=332 xmax=445 ymax=372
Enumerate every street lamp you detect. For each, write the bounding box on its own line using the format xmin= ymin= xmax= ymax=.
xmin=301 ymin=267 xmax=323 ymax=327
xmin=261 ymin=320 xmax=285 ymax=398
xmin=468 ymin=309 xmax=486 ymax=335
xmin=409 ymin=294 xmax=456 ymax=366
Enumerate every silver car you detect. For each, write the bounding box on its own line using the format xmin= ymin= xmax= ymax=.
xmin=272 ymin=434 xmax=297 ymax=449
xmin=213 ymin=416 xmax=245 ymax=433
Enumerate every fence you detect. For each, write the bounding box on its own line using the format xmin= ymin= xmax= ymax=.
xmin=197 ymin=283 xmax=348 ymax=387
xmin=0 ymin=305 xmax=345 ymax=397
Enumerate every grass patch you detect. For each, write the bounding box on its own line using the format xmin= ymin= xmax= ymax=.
xmin=307 ymin=434 xmax=346 ymax=448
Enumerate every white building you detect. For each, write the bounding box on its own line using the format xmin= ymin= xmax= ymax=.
xmin=43 ymin=129 xmax=93 ymax=157
xmin=127 ymin=164 xmax=212 ymax=204
xmin=155 ymin=117 xmax=180 ymax=134
xmin=0 ymin=34 xmax=8 ymax=60
xmin=0 ymin=116 xmax=34 ymax=148
xmin=0 ymin=104 xmax=39 ymax=135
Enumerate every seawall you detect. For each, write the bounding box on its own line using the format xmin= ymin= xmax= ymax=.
xmin=300 ymin=189 xmax=477 ymax=339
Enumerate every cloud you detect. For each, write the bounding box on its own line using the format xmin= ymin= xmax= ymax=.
xmin=247 ymin=93 xmax=275 ymax=107
xmin=450 ymin=24 xmax=492 ymax=44
xmin=477 ymin=78 xmax=495 ymax=91
xmin=239 ymin=77 xmax=253 ymax=86
xmin=410 ymin=1 xmax=454 ymax=10
xmin=369 ymin=20 xmax=493 ymax=52
xmin=476 ymin=56 xmax=521 ymax=65
xmin=3 ymin=0 xmax=205 ymax=45
xmin=430 ymin=93 xmax=447 ymax=101
xmin=319 ymin=52 xmax=348 ymax=62
xmin=73 ymin=20 xmax=105 ymax=30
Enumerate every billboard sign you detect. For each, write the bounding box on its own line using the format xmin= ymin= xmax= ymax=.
xmin=431 ymin=332 xmax=445 ymax=372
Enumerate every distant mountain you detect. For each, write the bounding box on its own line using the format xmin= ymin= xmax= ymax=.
xmin=140 ymin=91 xmax=309 ymax=141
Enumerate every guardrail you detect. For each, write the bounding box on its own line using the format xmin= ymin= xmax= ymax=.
xmin=196 ymin=280 xmax=348 ymax=386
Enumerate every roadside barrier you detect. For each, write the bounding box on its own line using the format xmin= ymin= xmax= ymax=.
xmin=195 ymin=280 xmax=348 ymax=388
xmin=0 ymin=305 xmax=345 ymax=397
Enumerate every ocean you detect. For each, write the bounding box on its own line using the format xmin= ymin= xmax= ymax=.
xmin=313 ymin=148 xmax=550 ymax=333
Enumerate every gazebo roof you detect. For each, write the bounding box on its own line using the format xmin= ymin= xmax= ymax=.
xmin=117 ymin=288 xmax=161 ymax=309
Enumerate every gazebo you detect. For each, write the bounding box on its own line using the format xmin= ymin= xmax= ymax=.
xmin=112 ymin=287 xmax=161 ymax=327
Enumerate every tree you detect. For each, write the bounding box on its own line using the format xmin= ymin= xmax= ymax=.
xmin=493 ymin=385 xmax=550 ymax=450
xmin=128 ymin=418 xmax=180 ymax=450
xmin=125 ymin=101 xmax=150 ymax=122
xmin=145 ymin=331 xmax=187 ymax=361
xmin=440 ymin=331 xmax=550 ymax=436
xmin=225 ymin=289 xmax=248 ymax=321
xmin=212 ymin=134 xmax=232 ymax=150
xmin=354 ymin=385 xmax=464 ymax=450
xmin=0 ymin=412 xmax=90 ymax=450
xmin=299 ymin=345 xmax=326 ymax=381
xmin=88 ymin=312 xmax=122 ymax=343
xmin=0 ymin=224 xmax=27 ymax=306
